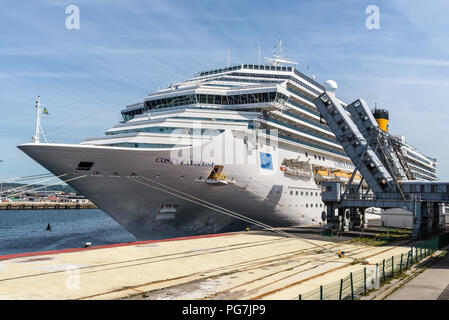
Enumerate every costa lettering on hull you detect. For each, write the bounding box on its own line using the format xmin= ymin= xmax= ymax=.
xmin=156 ymin=158 xmax=215 ymax=168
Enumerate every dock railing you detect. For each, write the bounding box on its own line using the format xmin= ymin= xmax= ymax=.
xmin=298 ymin=232 xmax=449 ymax=300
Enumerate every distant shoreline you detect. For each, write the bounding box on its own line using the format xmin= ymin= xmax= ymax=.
xmin=0 ymin=202 xmax=97 ymax=210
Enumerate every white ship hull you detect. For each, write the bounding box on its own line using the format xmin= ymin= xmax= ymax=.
xmin=18 ymin=140 xmax=330 ymax=240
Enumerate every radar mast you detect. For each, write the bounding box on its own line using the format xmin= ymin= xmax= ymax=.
xmin=264 ymin=39 xmax=298 ymax=67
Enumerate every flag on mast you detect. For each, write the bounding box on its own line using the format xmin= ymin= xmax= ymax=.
xmin=43 ymin=107 xmax=49 ymax=115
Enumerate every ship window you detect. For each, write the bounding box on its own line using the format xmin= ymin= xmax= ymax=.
xmin=306 ymin=204 xmax=308 ymax=208
xmin=306 ymin=192 xmax=308 ymax=196
xmin=290 ymin=191 xmax=293 ymax=195
xmin=296 ymin=191 xmax=298 ymax=196
xmin=76 ymin=162 xmax=94 ymax=171
xmin=207 ymin=95 xmax=214 ymax=104
xmin=262 ymin=92 xmax=269 ymax=103
xmin=221 ymin=95 xmax=227 ymax=104
xmin=301 ymin=191 xmax=303 ymax=196
xmin=305 ymin=152 xmax=308 ymax=157
xmin=235 ymin=95 xmax=241 ymax=104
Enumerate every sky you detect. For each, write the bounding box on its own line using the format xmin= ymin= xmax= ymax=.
xmin=1 ymin=0 xmax=449 ymax=181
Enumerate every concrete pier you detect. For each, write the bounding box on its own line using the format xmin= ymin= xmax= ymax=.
xmin=384 ymin=250 xmax=449 ymax=300
xmin=0 ymin=202 xmax=97 ymax=210
xmin=0 ymin=228 xmax=416 ymax=300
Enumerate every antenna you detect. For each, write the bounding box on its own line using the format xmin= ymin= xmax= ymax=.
xmin=278 ymin=39 xmax=283 ymax=57
xmin=265 ymin=38 xmax=297 ymax=67
xmin=274 ymin=39 xmax=286 ymax=58
xmin=33 ymin=96 xmax=48 ymax=144
xmin=33 ymin=96 xmax=41 ymax=143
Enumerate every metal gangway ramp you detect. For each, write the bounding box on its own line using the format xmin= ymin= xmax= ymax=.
xmin=313 ymin=92 xmax=448 ymax=240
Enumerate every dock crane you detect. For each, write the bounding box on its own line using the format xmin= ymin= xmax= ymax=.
xmin=313 ymin=92 xmax=448 ymax=240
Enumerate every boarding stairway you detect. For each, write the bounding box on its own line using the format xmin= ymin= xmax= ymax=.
xmin=313 ymin=92 xmax=449 ymax=240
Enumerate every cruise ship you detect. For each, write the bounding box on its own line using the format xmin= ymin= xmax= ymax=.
xmin=18 ymin=54 xmax=438 ymax=240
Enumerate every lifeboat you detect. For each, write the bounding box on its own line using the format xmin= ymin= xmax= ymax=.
xmin=280 ymin=159 xmax=313 ymax=178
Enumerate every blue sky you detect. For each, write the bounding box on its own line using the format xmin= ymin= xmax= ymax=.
xmin=1 ymin=0 xmax=449 ymax=180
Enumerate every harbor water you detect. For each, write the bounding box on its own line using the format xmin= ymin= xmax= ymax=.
xmin=0 ymin=209 xmax=136 ymax=256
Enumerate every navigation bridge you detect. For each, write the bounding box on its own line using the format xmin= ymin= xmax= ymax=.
xmin=313 ymin=92 xmax=448 ymax=240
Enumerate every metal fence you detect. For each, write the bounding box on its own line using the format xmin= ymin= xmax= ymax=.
xmin=299 ymin=232 xmax=449 ymax=300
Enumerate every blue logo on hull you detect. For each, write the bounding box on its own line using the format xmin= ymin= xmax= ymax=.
xmin=260 ymin=152 xmax=273 ymax=170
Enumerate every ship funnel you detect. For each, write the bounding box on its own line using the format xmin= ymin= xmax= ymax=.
xmin=373 ymin=108 xmax=389 ymax=133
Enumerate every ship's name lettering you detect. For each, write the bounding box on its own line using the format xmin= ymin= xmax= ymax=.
xmin=156 ymin=157 xmax=214 ymax=167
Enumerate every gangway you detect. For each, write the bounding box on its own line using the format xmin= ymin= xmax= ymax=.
xmin=313 ymin=92 xmax=448 ymax=239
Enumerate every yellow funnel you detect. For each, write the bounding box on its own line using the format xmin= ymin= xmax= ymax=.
xmin=373 ymin=109 xmax=389 ymax=133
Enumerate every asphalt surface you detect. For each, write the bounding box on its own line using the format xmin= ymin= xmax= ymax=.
xmin=386 ymin=250 xmax=449 ymax=300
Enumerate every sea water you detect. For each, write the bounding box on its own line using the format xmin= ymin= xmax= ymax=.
xmin=0 ymin=209 xmax=136 ymax=255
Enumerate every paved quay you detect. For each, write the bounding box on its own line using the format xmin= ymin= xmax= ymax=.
xmin=385 ymin=250 xmax=449 ymax=300
xmin=0 ymin=228 xmax=414 ymax=300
